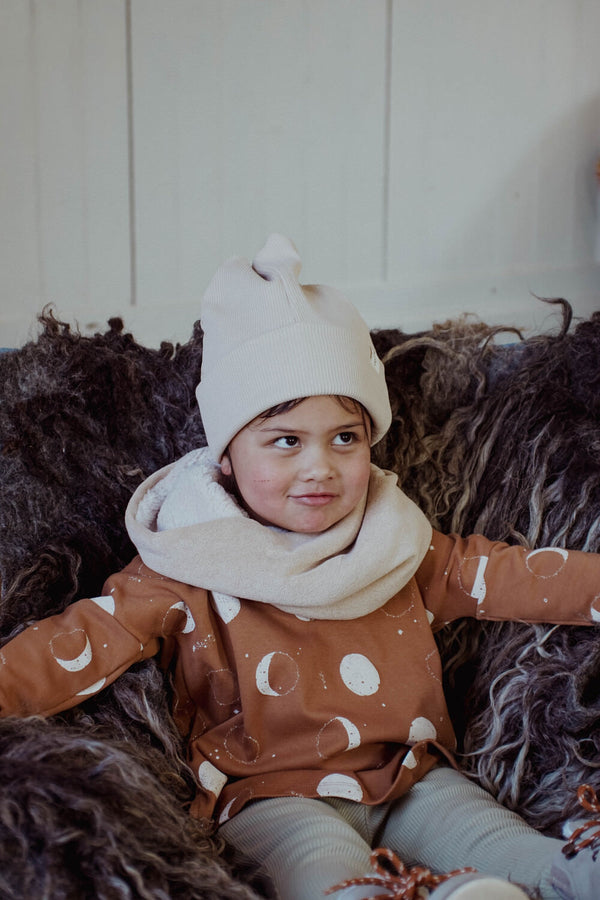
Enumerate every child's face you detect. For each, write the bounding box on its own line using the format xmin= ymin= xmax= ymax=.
xmin=220 ymin=396 xmax=372 ymax=534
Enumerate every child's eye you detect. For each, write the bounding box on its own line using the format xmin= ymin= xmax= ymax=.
xmin=333 ymin=431 xmax=357 ymax=445
xmin=273 ymin=435 xmax=299 ymax=448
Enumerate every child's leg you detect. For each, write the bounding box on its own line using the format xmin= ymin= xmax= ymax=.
xmin=378 ymin=765 xmax=563 ymax=898
xmin=219 ymin=796 xmax=378 ymax=900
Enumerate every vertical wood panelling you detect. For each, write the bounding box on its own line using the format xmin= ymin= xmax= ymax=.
xmin=387 ymin=0 xmax=600 ymax=286
xmin=1 ymin=1 xmax=599 ymax=346
xmin=0 ymin=2 xmax=42 ymax=314
xmin=130 ymin=0 xmax=388 ymax=309
xmin=81 ymin=1 xmax=132 ymax=311
xmin=0 ymin=0 xmax=130 ymax=343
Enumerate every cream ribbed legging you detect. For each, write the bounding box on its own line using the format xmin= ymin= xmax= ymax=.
xmin=220 ymin=766 xmax=564 ymax=899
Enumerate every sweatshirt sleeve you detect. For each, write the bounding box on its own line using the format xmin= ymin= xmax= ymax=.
xmin=416 ymin=529 xmax=600 ymax=629
xmin=0 ymin=558 xmax=200 ymax=718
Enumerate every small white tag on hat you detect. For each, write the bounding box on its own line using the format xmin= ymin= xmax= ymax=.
xmin=369 ymin=343 xmax=382 ymax=373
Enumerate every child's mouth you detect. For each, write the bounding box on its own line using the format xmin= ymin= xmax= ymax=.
xmin=291 ymin=493 xmax=336 ymax=506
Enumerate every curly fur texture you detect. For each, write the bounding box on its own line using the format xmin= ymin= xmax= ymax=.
xmin=0 ymin=716 xmax=259 ymax=900
xmin=1 ymin=301 xmax=600 ymax=893
xmin=372 ymin=299 xmax=600 ymax=835
xmin=0 ymin=311 xmax=205 ymax=629
xmin=0 ymin=313 xmax=262 ymax=898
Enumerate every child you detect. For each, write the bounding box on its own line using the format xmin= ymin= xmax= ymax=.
xmin=1 ymin=234 xmax=600 ymax=900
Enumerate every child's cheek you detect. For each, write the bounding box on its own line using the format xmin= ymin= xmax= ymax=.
xmin=251 ymin=460 xmax=279 ymax=486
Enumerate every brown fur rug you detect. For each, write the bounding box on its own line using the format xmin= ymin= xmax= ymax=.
xmin=1 ymin=300 xmax=599 ymax=894
xmin=372 ymin=298 xmax=600 ymax=835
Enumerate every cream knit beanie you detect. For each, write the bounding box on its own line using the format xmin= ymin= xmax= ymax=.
xmin=196 ymin=234 xmax=392 ymax=461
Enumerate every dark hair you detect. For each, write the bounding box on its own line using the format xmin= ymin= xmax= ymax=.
xmin=259 ymin=395 xmax=372 ymax=430
xmin=223 ymin=396 xmax=372 ymax=467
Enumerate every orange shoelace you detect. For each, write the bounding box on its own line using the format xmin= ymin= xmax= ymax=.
xmin=563 ymin=784 xmax=600 ymax=860
xmin=326 ymin=847 xmax=476 ymax=899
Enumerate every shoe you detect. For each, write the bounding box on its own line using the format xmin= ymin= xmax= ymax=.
xmin=551 ymin=784 xmax=600 ymax=899
xmin=328 ymin=848 xmax=529 ymax=899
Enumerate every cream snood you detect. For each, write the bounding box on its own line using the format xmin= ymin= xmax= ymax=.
xmin=126 ymin=448 xmax=433 ymax=621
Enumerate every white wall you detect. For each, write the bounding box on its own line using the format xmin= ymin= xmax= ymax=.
xmin=1 ymin=0 xmax=600 ymax=347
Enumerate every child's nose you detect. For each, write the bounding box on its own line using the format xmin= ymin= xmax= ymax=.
xmin=300 ymin=446 xmax=335 ymax=481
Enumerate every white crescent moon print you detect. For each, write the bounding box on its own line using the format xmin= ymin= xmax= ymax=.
xmin=317 ymin=717 xmax=361 ymax=756
xmin=164 ymin=601 xmax=196 ymax=634
xmin=255 ymin=651 xmax=300 ymax=697
xmin=50 ymin=631 xmax=93 ymax=672
xmin=334 ymin=716 xmax=361 ymax=751
xmin=212 ymin=592 xmax=241 ymax=624
xmin=91 ymin=595 xmax=115 ymax=615
xmin=76 ymin=677 xmax=107 ymax=696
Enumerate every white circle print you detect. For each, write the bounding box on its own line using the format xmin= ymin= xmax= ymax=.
xmin=525 ymin=547 xmax=568 ymax=579
xmin=198 ymin=760 xmax=227 ymax=797
xmin=316 ymin=773 xmax=363 ymax=801
xmin=339 ymin=653 xmax=380 ymax=696
xmin=407 ymin=716 xmax=437 ymax=744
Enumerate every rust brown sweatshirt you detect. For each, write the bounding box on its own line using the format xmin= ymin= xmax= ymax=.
xmin=1 ymin=528 xmax=599 ymax=829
